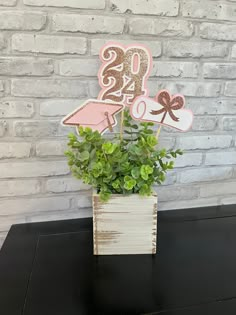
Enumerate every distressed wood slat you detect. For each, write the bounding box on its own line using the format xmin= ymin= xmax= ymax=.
xmin=93 ymin=193 xmax=157 ymax=255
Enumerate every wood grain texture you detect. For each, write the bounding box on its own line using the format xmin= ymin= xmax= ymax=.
xmin=93 ymin=193 xmax=157 ymax=255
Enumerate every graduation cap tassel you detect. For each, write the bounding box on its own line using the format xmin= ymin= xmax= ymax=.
xmin=105 ymin=112 xmax=113 ymax=132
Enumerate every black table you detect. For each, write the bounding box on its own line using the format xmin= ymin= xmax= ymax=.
xmin=1 ymin=204 xmax=236 ymax=314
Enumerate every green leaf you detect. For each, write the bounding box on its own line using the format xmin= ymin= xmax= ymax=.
xmin=112 ymin=179 xmax=121 ymax=190
xmin=131 ymin=124 xmax=139 ymax=129
xmin=91 ymin=162 xmax=103 ymax=178
xmin=78 ymin=126 xmax=84 ymax=136
xmin=139 ymin=184 xmax=151 ymax=195
xmin=140 ymin=165 xmax=153 ymax=180
xmin=79 ymin=151 xmax=89 ymax=161
xmin=124 ymin=176 xmax=136 ymax=190
xmin=124 ymin=130 xmax=132 ymax=134
xmin=147 ymin=135 xmax=158 ymax=147
xmin=102 ymin=142 xmax=117 ymax=154
xmin=159 ymin=172 xmax=166 ymax=182
xmin=121 ymin=162 xmax=131 ymax=172
xmin=160 ymin=149 xmax=167 ymax=158
xmin=68 ymin=132 xmax=77 ymax=141
xmin=131 ymin=167 xmax=140 ymax=179
xmin=100 ymin=191 xmax=111 ymax=202
xmin=85 ymin=127 xmax=92 ymax=133
xmin=141 ymin=129 xmax=153 ymax=134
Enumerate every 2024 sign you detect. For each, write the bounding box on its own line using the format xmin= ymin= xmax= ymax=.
xmin=98 ymin=44 xmax=152 ymax=106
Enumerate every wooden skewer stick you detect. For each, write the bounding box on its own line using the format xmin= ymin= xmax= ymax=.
xmin=120 ymin=110 xmax=125 ymax=141
xmin=105 ymin=112 xmax=113 ymax=132
xmin=156 ymin=125 xmax=162 ymax=140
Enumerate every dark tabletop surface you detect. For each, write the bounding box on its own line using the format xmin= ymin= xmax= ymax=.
xmin=1 ymin=204 xmax=236 ymax=315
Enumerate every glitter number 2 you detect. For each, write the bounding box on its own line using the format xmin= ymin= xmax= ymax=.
xmin=99 ymin=45 xmax=151 ymax=105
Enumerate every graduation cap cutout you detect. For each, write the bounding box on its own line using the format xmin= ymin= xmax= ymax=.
xmin=62 ymin=99 xmax=124 ymax=134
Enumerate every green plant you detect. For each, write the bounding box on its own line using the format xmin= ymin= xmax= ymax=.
xmin=65 ymin=110 xmax=183 ymax=201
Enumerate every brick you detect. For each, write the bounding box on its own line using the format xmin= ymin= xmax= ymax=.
xmin=0 ymin=100 xmax=34 ymax=118
xmin=12 ymin=34 xmax=87 ymax=55
xmin=191 ymin=117 xmax=218 ymax=131
xmin=156 ymin=185 xmax=199 ymax=202
xmin=204 ymin=63 xmax=236 ymax=79
xmin=0 ymin=0 xmax=16 ymax=5
xmin=205 ymin=152 xmax=236 ymax=166
xmin=58 ymin=59 xmax=99 ymax=77
xmin=157 ymin=137 xmax=175 ymax=150
xmin=162 ymin=172 xmax=177 ymax=186
xmin=0 ymin=179 xmax=40 ymax=197
xmin=46 ymin=178 xmax=90 ymax=193
xmin=25 ymin=208 xmax=92 ymax=225
xmin=0 ymin=11 xmax=46 ymax=30
xmin=0 ymin=80 xmax=5 ymax=96
xmin=110 ymin=0 xmax=179 ymax=16
xmin=53 ymin=14 xmax=125 ymax=34
xmin=148 ymin=81 xmax=221 ymax=97
xmin=0 ymin=219 xmax=22 ymax=233
xmin=0 ymin=161 xmax=69 ymax=178
xmin=89 ymin=81 xmax=100 ymax=98
xmin=0 ymin=34 xmax=6 ymax=50
xmin=180 ymin=167 xmax=233 ymax=184
xmin=174 ymin=153 xmax=202 ymax=168
xmin=152 ymin=61 xmax=198 ymax=78
xmin=178 ymin=135 xmax=232 ymax=150
xmin=231 ymin=45 xmax=236 ymax=58
xmin=0 ymin=217 xmax=25 ymax=232
xmin=200 ymin=23 xmax=236 ymax=41
xmin=225 ymin=82 xmax=236 ymax=97
xmin=91 ymin=39 xmax=162 ymax=57
xmin=11 ymin=79 xmax=89 ymax=98
xmin=221 ymin=196 xmax=236 ymax=205
xmin=183 ymin=0 xmax=236 ymax=22
xmin=40 ymin=99 xmax=81 ymax=116
xmin=24 ymin=0 xmax=105 ymax=9
xmin=200 ymin=181 xmax=236 ymax=198
xmin=0 ymin=196 xmax=71 ymax=216
xmin=159 ymin=197 xmax=219 ymax=211
xmin=0 ymin=121 xmax=7 ymax=137
xmin=0 ymin=57 xmax=53 ymax=76
xmin=129 ymin=18 xmax=193 ymax=37
xmin=187 ymin=98 xmax=236 ymax=115
xmin=0 ymin=233 xmax=6 ymax=249
xmin=165 ymin=41 xmax=229 ymax=58
xmin=222 ymin=117 xmax=236 ymax=131
xmin=14 ymin=120 xmax=71 ymax=137
xmin=75 ymin=193 xmax=92 ymax=209
xmin=0 ymin=143 xmax=31 ymax=158
xmin=36 ymin=140 xmax=67 ymax=156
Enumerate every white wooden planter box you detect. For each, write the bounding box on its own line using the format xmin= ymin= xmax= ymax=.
xmin=93 ymin=193 xmax=158 ymax=255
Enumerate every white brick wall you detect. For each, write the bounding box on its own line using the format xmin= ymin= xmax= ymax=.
xmin=0 ymin=11 xmax=46 ymax=30
xmin=12 ymin=34 xmax=87 ymax=54
xmin=1 ymin=0 xmax=236 ymax=248
xmin=23 ymin=0 xmax=105 ymax=9
xmin=52 ymin=14 xmax=125 ymax=34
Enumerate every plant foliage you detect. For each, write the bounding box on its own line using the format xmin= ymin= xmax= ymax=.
xmin=65 ymin=110 xmax=183 ymax=201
